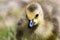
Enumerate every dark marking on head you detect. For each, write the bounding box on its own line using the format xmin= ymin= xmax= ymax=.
xmin=28 ymin=4 xmax=37 ymax=12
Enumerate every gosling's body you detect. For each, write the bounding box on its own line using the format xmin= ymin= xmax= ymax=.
xmin=16 ymin=2 xmax=58 ymax=40
xmin=17 ymin=19 xmax=57 ymax=40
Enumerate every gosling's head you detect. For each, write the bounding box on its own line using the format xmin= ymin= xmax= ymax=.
xmin=26 ymin=2 xmax=44 ymax=28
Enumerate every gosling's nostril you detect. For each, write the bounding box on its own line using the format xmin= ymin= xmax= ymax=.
xmin=30 ymin=20 xmax=33 ymax=27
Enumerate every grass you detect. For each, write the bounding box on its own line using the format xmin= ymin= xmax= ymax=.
xmin=0 ymin=8 xmax=22 ymax=40
xmin=0 ymin=27 xmax=9 ymax=40
xmin=0 ymin=25 xmax=17 ymax=40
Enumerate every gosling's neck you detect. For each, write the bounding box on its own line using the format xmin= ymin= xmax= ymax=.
xmin=34 ymin=17 xmax=54 ymax=39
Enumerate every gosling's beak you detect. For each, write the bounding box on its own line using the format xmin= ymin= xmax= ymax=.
xmin=28 ymin=20 xmax=35 ymax=28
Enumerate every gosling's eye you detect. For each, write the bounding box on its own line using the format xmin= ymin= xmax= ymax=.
xmin=35 ymin=14 xmax=39 ymax=18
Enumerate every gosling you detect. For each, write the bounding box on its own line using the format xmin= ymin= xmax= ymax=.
xmin=16 ymin=2 xmax=58 ymax=40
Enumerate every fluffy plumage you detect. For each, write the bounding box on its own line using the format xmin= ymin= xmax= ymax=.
xmin=16 ymin=2 xmax=59 ymax=40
